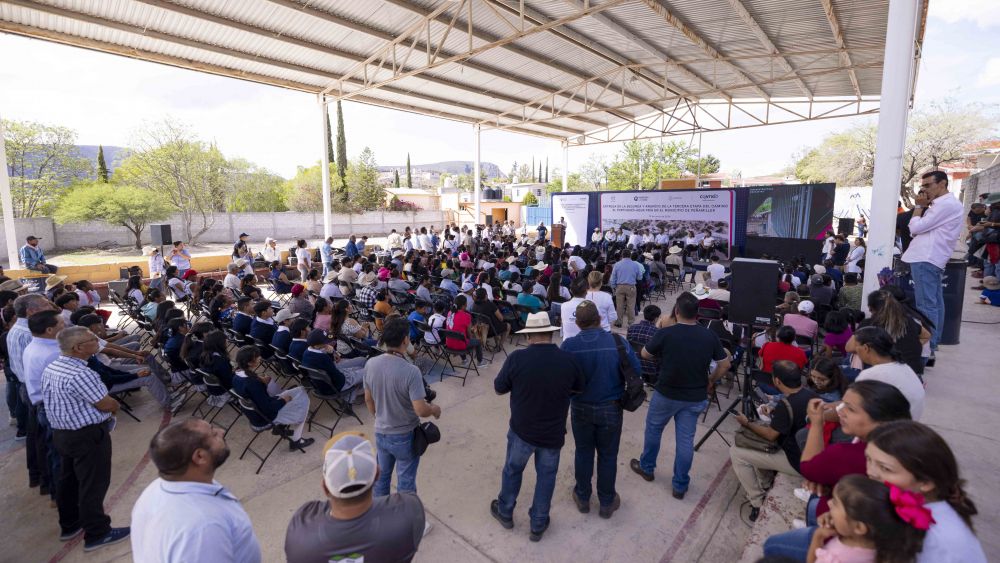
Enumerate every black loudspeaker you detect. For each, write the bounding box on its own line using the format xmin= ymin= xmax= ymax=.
xmin=837 ymin=217 xmax=855 ymax=236
xmin=729 ymin=258 xmax=781 ymax=326
xmin=150 ymin=224 xmax=173 ymax=246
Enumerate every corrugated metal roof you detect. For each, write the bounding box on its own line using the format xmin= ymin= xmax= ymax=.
xmin=0 ymin=0 xmax=927 ymax=141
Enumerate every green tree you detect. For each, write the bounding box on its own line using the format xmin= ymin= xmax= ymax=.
xmin=114 ymin=119 xmax=230 ymax=242
xmin=516 ymin=162 xmax=532 ymax=183
xmin=452 ymin=173 xmax=473 ymax=191
xmin=686 ymin=154 xmax=720 ymax=175
xmin=393 ymin=169 xmax=401 ymax=188
xmin=545 ymin=157 xmax=549 ymax=183
xmin=335 ymin=100 xmax=348 ymax=201
xmin=325 ymin=109 xmax=335 ymax=166
xmin=406 ymin=153 xmax=413 ymax=188
xmin=54 ymin=182 xmax=172 ymax=249
xmin=284 ymin=163 xmax=344 ymax=212
xmin=537 ymin=161 xmax=543 ymax=183
xmin=96 ymin=145 xmax=109 ymax=183
xmin=545 ymin=172 xmax=584 ymax=192
xmin=790 ymin=100 xmax=996 ymax=203
xmin=227 ymin=159 xmax=287 ymax=212
xmin=603 ymin=140 xmax=711 ymax=190
xmin=347 ymin=147 xmax=384 ymax=211
xmin=522 ymin=191 xmax=539 ymax=206
xmin=2 ymin=119 xmax=92 ymax=217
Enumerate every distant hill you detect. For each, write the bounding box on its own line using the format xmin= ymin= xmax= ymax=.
xmin=379 ymin=160 xmax=504 ymax=179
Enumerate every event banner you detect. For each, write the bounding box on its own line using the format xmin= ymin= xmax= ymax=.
xmin=552 ymin=193 xmax=590 ymax=247
xmin=600 ymin=190 xmax=734 ymax=250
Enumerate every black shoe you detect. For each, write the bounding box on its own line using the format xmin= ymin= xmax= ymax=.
xmin=14 ymin=431 xmax=26 ymax=441
xmin=529 ymin=520 xmax=549 ymax=542
xmin=572 ymin=490 xmax=590 ymax=514
xmin=289 ymin=437 xmax=315 ymax=451
xmin=84 ymin=527 xmax=130 ymax=552
xmin=59 ymin=527 xmax=83 ymax=542
xmin=749 ymin=507 xmax=761 ymax=522
xmin=630 ymin=459 xmax=654 ymax=482
xmin=272 ymin=424 xmax=291 ymax=437
xmin=28 ymin=480 xmax=39 ymax=488
xmin=672 ymin=489 xmax=685 ymax=500
xmin=925 ymin=355 xmax=936 ymax=368
xmin=598 ymin=494 xmax=620 ymax=519
xmin=490 ymin=500 xmax=513 ymax=529
xmin=40 ymin=485 xmax=50 ymax=496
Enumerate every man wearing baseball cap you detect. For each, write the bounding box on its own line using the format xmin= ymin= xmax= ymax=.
xmin=285 ymin=432 xmax=426 ymax=563
xmin=19 ymin=235 xmax=58 ymax=274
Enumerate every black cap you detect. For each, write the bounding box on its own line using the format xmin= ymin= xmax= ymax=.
xmin=239 ymin=232 xmax=249 ymax=238
xmin=26 ymin=235 xmax=40 ymax=241
xmin=306 ymin=329 xmax=329 ymax=347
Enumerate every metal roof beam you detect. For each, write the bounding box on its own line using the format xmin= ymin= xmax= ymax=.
xmin=380 ymin=0 xmax=658 ymax=120
xmin=639 ymin=0 xmax=771 ymax=100
xmin=260 ymin=0 xmax=609 ymax=128
xmin=323 ymin=0 xmax=630 ymax=99
xmin=820 ymin=0 xmax=862 ymax=98
xmin=560 ymin=0 xmax=729 ymax=102
xmin=725 ymin=0 xmax=812 ymax=99
xmin=2 ymin=0 xmax=584 ymax=137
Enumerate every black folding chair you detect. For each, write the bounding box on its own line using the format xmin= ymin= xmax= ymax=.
xmin=231 ymin=391 xmax=295 ymax=475
xmin=436 ymin=329 xmax=481 ymax=385
xmin=300 ymin=366 xmax=363 ymax=437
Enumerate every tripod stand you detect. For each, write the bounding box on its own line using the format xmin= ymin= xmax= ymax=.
xmin=694 ymin=322 xmax=765 ymax=452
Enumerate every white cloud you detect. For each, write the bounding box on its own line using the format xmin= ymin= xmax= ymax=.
xmin=929 ymin=0 xmax=1000 ymax=29
xmin=976 ymin=58 xmax=1000 ymax=87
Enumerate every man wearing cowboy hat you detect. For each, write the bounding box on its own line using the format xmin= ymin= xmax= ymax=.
xmin=491 ymin=312 xmax=584 ymax=541
xmin=19 ymin=235 xmax=58 ymax=274
xmin=262 ymin=237 xmax=281 ymax=263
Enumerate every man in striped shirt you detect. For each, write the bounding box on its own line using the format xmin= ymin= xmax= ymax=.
xmin=42 ymin=326 xmax=130 ymax=552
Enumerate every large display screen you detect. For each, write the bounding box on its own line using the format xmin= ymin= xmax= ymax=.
xmin=746 ymin=183 xmax=835 ymax=240
xmin=599 ymin=190 xmax=734 ymax=251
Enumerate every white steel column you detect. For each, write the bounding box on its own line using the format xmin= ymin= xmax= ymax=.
xmin=318 ymin=95 xmax=332 ymax=240
xmin=562 ymin=140 xmax=569 ymax=192
xmin=862 ymin=0 xmax=921 ymax=307
xmin=473 ymin=124 xmax=481 ymax=227
xmin=0 ymin=116 xmax=20 ymax=269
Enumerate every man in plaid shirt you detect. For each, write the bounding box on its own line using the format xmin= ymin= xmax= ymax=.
xmin=626 ymin=305 xmax=661 ymax=384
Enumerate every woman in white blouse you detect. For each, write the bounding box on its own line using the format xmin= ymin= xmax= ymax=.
xmin=294 ymin=239 xmax=312 ymax=281
xmin=847 ymin=237 xmax=866 ymax=273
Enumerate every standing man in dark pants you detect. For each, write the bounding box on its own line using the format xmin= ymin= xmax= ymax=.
xmin=8 ymin=293 xmax=53 ymax=490
xmin=490 ymin=313 xmax=583 ymax=541
xmin=630 ymin=292 xmax=730 ymax=499
xmin=561 ymin=301 xmax=641 ymax=519
xmin=42 ymin=326 xmax=130 ymax=551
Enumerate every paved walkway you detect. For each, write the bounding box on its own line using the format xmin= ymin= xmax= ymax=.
xmin=1 ymin=287 xmax=998 ymax=563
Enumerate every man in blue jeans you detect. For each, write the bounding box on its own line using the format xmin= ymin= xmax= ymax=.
xmin=631 ymin=292 xmax=730 ymax=499
xmin=561 ymin=301 xmax=641 ymax=519
xmin=902 ymin=170 xmax=964 ymax=354
xmin=491 ymin=312 xmax=583 ymax=541
xmin=363 ymin=318 xmax=441 ymax=500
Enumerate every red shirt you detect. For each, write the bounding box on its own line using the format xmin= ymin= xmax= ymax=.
xmin=445 ymin=310 xmax=472 ymax=350
xmin=758 ymin=341 xmax=808 ymax=372
xmin=799 ymin=439 xmax=867 ymax=516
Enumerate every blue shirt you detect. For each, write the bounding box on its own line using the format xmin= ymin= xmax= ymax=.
xmin=232 ymin=312 xmax=253 ymax=334
xmin=288 ymin=339 xmax=308 ymax=362
xmin=5 ymin=318 xmax=32 ymax=382
xmin=980 ymin=288 xmax=1000 ymax=306
xmin=407 ymin=311 xmax=425 ymax=342
xmin=321 ymin=242 xmax=335 ymax=264
xmin=131 ymin=478 xmax=262 ymax=563
xmin=301 ymin=348 xmax=345 ymax=393
xmin=271 ymin=327 xmax=292 ymax=353
xmin=41 ymin=356 xmax=111 ymax=430
xmin=22 ymin=336 xmax=61 ymax=404
xmin=610 ymin=258 xmax=642 ymax=287
xmin=561 ymin=328 xmax=640 ymax=404
xmin=249 ymin=317 xmax=276 ymax=346
xmin=345 ymin=240 xmax=359 ymax=258
xmin=19 ymin=244 xmax=46 ymax=268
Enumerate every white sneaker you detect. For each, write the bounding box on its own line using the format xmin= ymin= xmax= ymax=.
xmin=793 ymin=488 xmax=812 ymax=503
xmin=423 ymin=520 xmax=433 ymax=537
xmin=792 ymin=518 xmax=807 ymax=529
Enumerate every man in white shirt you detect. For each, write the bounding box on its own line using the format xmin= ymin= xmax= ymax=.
xmin=706 ymin=256 xmax=726 ymax=286
xmin=591 ymin=228 xmax=603 ymax=248
xmin=262 ymin=237 xmax=281 ymax=263
xmin=132 ymin=419 xmax=262 ymax=563
xmin=902 ymin=171 xmax=964 ymax=352
xmin=387 ymin=229 xmax=403 ymax=250
xmin=628 ymin=230 xmax=643 ymax=248
xmin=560 ymin=278 xmax=589 ymax=339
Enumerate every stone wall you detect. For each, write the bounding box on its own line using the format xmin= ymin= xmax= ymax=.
xmin=962 ymin=165 xmax=1000 ymax=210
xmin=0 ymin=210 xmax=448 ymax=261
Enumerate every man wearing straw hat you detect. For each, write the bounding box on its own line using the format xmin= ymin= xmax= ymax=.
xmin=490 ymin=312 xmax=584 ymax=542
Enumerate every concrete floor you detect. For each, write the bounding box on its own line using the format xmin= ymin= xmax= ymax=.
xmin=1 ymin=287 xmax=998 ymax=563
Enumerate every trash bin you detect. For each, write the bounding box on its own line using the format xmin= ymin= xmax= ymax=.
xmin=940 ymin=259 xmax=967 ymax=345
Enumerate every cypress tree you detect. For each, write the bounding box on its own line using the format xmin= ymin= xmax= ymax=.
xmin=335 ymin=100 xmax=348 ymax=201
xmin=96 ymin=145 xmax=109 ymax=183
xmin=406 ymin=153 xmax=413 ymax=188
xmin=325 ymin=109 xmax=335 ymax=165
xmin=545 ymin=157 xmax=549 ymax=183
xmin=537 ymin=161 xmax=542 ymax=183
xmin=394 ymin=169 xmax=401 ymax=188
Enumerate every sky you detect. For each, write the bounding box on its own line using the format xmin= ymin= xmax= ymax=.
xmin=1 ymin=0 xmax=998 ymax=181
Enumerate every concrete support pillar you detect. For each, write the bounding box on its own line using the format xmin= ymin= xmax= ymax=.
xmin=473 ymin=124 xmax=481 ymax=227
xmin=562 ymin=140 xmax=569 ymax=192
xmin=319 ymin=95 xmax=332 ymax=240
xmin=862 ymin=0 xmax=921 ymax=308
xmin=0 ymin=115 xmax=20 ymax=269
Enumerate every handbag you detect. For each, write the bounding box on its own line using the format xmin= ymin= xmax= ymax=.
xmin=733 ymin=398 xmax=791 ymax=453
xmin=612 ymin=334 xmax=647 ymax=412
xmin=412 ymin=421 xmax=441 ymax=456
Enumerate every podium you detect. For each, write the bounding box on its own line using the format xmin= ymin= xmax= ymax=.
xmin=551 ymin=224 xmax=566 ymax=247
